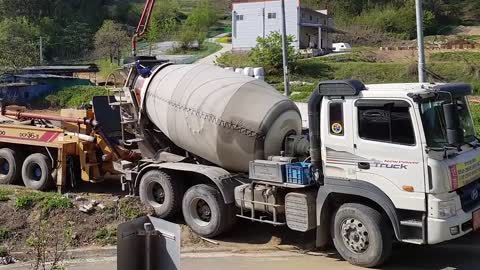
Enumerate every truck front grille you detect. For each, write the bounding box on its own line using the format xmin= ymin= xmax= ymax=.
xmin=457 ymin=180 xmax=480 ymax=212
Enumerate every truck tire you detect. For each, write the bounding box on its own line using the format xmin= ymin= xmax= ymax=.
xmin=182 ymin=184 xmax=234 ymax=238
xmin=21 ymin=153 xmax=52 ymax=191
xmin=139 ymin=170 xmax=183 ymax=218
xmin=331 ymin=203 xmax=392 ymax=268
xmin=0 ymin=148 xmax=22 ymax=185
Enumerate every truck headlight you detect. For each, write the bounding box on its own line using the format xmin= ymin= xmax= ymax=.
xmin=438 ymin=200 xmax=457 ymax=219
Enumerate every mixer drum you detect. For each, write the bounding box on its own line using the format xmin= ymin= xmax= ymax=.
xmin=141 ymin=64 xmax=302 ymax=172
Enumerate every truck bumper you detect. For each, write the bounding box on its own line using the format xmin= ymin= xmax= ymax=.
xmin=427 ymin=206 xmax=480 ymax=244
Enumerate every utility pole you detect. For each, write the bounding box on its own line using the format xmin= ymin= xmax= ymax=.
xmin=415 ymin=0 xmax=426 ymax=83
xmin=39 ymin=36 xmax=44 ymax=66
xmin=280 ymin=0 xmax=290 ymax=96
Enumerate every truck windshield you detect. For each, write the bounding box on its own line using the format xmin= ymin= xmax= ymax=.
xmin=420 ymin=96 xmax=476 ymax=148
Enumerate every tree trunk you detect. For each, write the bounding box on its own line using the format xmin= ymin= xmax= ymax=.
xmin=117 ymin=48 xmax=121 ymax=66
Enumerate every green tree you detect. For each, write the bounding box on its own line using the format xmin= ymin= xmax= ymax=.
xmin=179 ymin=0 xmax=218 ymax=49
xmin=0 ymin=18 xmax=39 ymax=74
xmin=250 ymin=31 xmax=299 ymax=74
xmin=185 ymin=0 xmax=218 ymax=32
xmin=146 ymin=0 xmax=180 ymax=54
xmin=94 ymin=20 xmax=129 ymax=65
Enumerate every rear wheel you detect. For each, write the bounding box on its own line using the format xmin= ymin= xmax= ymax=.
xmin=0 ymin=148 xmax=23 ymax=185
xmin=182 ymin=184 xmax=235 ymax=238
xmin=331 ymin=203 xmax=392 ymax=268
xmin=139 ymin=170 xmax=183 ymax=218
xmin=21 ymin=153 xmax=52 ymax=191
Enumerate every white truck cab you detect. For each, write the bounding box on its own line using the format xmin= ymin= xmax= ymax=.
xmin=315 ymin=81 xmax=480 ymax=251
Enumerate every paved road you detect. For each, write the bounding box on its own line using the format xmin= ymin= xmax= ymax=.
xmin=4 ymin=232 xmax=480 ymax=270
xmin=195 ymin=39 xmax=232 ymax=65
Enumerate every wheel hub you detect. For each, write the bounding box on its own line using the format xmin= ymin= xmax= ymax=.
xmin=29 ymin=164 xmax=42 ymax=181
xmin=196 ymin=200 xmax=211 ymax=222
xmin=151 ymin=183 xmax=165 ymax=204
xmin=0 ymin=159 xmax=9 ymax=175
xmin=341 ymin=218 xmax=370 ymax=254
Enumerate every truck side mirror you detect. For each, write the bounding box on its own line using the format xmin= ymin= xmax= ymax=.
xmin=443 ymin=102 xmax=464 ymax=146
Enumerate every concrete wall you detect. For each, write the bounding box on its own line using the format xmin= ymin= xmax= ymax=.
xmin=232 ymin=0 xmax=299 ymax=50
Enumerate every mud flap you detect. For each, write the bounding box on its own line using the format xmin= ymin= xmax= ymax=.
xmin=117 ymin=216 xmax=180 ymax=270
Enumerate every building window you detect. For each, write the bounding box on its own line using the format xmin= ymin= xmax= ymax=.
xmin=329 ymin=102 xmax=344 ymax=136
xmin=236 ymin=14 xmax=244 ymax=21
xmin=309 ymin=15 xmax=313 ymax=21
xmin=267 ymin=12 xmax=276 ymax=19
xmin=357 ymin=100 xmax=415 ymax=145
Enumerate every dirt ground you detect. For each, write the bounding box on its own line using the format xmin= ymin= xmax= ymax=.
xmin=0 ymin=182 xmax=313 ymax=262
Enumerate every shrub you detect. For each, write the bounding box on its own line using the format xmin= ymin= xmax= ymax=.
xmin=27 ymin=218 xmax=72 ymax=270
xmin=0 ymin=246 xmax=7 ymax=257
xmin=118 ymin=197 xmax=145 ymax=220
xmin=216 ymin=36 xmax=231 ymax=44
xmin=0 ymin=189 xmax=11 ymax=201
xmin=14 ymin=192 xmax=72 ymax=212
xmin=34 ymin=86 xmax=109 ymax=109
xmin=178 ymin=28 xmax=200 ymax=50
xmin=0 ymin=228 xmax=11 ymax=241
xmin=15 ymin=192 xmax=43 ymax=209
xmin=95 ymin=227 xmax=117 ymax=246
xmin=40 ymin=194 xmax=73 ymax=212
xmin=250 ymin=31 xmax=299 ymax=74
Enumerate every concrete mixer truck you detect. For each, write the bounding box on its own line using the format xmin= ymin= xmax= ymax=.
xmin=106 ymin=60 xmax=480 ymax=268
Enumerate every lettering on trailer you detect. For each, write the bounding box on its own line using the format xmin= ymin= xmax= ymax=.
xmin=449 ymin=156 xmax=480 ymax=189
xmin=0 ymin=128 xmax=61 ymax=143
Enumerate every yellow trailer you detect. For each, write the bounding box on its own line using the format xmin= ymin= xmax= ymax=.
xmin=0 ymin=98 xmax=140 ymax=192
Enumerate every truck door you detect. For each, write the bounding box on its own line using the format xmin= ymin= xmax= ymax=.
xmin=353 ymin=99 xmax=426 ymax=211
xmin=322 ymin=98 xmax=356 ymax=180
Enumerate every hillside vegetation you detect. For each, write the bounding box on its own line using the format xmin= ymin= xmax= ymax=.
xmin=301 ymin=0 xmax=480 ymax=45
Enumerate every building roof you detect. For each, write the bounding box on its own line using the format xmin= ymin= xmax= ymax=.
xmin=14 ymin=74 xmax=80 ymax=80
xmin=22 ymin=64 xmax=99 ymax=73
xmin=0 ymin=82 xmax=30 ymax=88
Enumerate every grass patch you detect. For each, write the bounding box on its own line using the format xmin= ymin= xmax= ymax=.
xmin=118 ymin=197 xmax=145 ymax=220
xmin=15 ymin=192 xmax=73 ymax=212
xmin=469 ymin=103 xmax=480 ymax=135
xmin=0 ymin=188 xmax=11 ymax=202
xmin=33 ymin=86 xmax=109 ymax=109
xmin=15 ymin=192 xmax=44 ymax=209
xmin=97 ymin=59 xmax=122 ymax=79
xmin=40 ymin=193 xmax=73 ymax=212
xmin=0 ymin=228 xmax=11 ymax=241
xmin=0 ymin=246 xmax=7 ymax=257
xmin=95 ymin=227 xmax=117 ymax=246
xmin=215 ymin=51 xmax=254 ymax=68
xmin=430 ymin=51 xmax=480 ymax=62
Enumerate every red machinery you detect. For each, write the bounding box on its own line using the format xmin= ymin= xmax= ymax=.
xmin=132 ymin=0 xmax=157 ymax=56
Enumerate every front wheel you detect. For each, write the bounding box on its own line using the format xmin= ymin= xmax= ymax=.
xmin=182 ymin=184 xmax=235 ymax=238
xmin=332 ymin=203 xmax=392 ymax=268
xmin=139 ymin=170 xmax=183 ymax=219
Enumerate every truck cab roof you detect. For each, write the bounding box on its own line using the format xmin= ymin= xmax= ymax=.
xmin=318 ymin=80 xmax=472 ymax=100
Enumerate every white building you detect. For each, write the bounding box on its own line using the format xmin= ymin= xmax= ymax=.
xmin=232 ymin=0 xmax=338 ymax=56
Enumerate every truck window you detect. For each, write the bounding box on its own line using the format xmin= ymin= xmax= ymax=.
xmin=357 ymin=101 xmax=415 ymax=145
xmin=329 ymin=102 xmax=344 ymax=136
